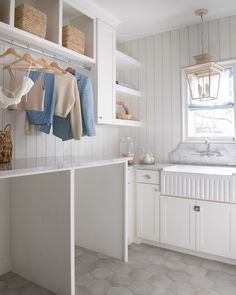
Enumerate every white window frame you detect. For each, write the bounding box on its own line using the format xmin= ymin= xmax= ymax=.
xmin=182 ymin=60 xmax=236 ymax=143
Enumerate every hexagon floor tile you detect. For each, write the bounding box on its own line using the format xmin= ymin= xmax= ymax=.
xmin=1 ymin=244 xmax=236 ymax=295
xmin=75 ymin=243 xmax=236 ymax=295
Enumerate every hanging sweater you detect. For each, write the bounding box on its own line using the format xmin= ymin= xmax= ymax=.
xmin=54 ymin=72 xmax=82 ymax=140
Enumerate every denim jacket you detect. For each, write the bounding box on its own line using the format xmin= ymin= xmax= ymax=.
xmin=27 ymin=71 xmax=55 ymax=125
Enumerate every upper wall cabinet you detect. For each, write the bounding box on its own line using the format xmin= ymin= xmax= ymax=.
xmin=96 ymin=19 xmax=116 ymax=124
xmin=0 ymin=0 xmax=96 ymax=66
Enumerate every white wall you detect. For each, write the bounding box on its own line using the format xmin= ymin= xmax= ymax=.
xmin=118 ymin=15 xmax=236 ymax=163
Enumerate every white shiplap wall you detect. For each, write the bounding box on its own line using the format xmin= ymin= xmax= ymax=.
xmin=118 ymin=15 xmax=236 ymax=163
xmin=0 ymin=44 xmax=120 ymax=161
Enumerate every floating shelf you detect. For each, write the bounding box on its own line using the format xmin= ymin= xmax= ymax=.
xmin=113 ymin=119 xmax=142 ymax=127
xmin=116 ymin=84 xmax=141 ymax=99
xmin=116 ymin=50 xmax=141 ymax=71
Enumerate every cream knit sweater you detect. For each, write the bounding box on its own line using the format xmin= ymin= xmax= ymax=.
xmin=54 ymin=72 xmax=82 ymax=140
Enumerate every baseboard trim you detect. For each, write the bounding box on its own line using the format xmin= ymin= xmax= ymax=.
xmin=135 ymin=238 xmax=236 ymax=265
xmin=0 ymin=258 xmax=11 ymax=276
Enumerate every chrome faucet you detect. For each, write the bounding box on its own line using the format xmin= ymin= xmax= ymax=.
xmin=192 ymin=138 xmax=223 ymax=158
xmin=205 ymin=138 xmax=210 ymax=155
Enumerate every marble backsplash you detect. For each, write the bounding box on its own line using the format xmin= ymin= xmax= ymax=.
xmin=169 ymin=142 xmax=236 ymax=166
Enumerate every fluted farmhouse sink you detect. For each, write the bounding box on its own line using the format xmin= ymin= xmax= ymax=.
xmin=163 ymin=165 xmax=236 ymax=176
xmin=161 ymin=165 xmax=236 ymax=203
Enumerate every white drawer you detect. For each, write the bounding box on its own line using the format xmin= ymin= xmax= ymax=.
xmin=137 ymin=170 xmax=159 ymax=184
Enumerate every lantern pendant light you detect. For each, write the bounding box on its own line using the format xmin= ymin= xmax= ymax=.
xmin=184 ymin=9 xmax=224 ymax=102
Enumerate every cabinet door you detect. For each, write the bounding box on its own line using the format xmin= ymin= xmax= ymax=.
xmin=231 ymin=204 xmax=236 ymax=259
xmin=96 ymin=19 xmax=115 ymax=124
xmin=137 ymin=183 xmax=159 ymax=241
xmin=128 ymin=169 xmax=135 ymax=245
xmin=196 ymin=200 xmax=232 ymax=258
xmin=160 ymin=196 xmax=195 ymax=250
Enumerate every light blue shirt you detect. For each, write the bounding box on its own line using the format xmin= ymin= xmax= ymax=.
xmin=27 ymin=71 xmax=55 ymax=125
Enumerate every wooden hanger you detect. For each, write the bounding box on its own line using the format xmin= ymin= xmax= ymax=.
xmin=50 ymin=61 xmax=66 ymax=75
xmin=0 ymin=47 xmax=22 ymax=59
xmin=3 ymin=52 xmax=37 ymax=69
xmin=0 ymin=47 xmax=23 ymax=66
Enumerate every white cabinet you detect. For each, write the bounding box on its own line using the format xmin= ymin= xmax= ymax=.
xmin=160 ymin=196 xmax=236 ymax=260
xmin=160 ymin=196 xmax=196 ymax=250
xmin=128 ymin=168 xmax=135 ymax=245
xmin=137 ymin=183 xmax=159 ymax=241
xmin=196 ymin=200 xmax=233 ymax=259
xmin=96 ymin=19 xmax=115 ymax=124
xmin=231 ymin=205 xmax=236 ymax=259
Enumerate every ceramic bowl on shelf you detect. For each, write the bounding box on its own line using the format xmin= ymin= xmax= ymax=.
xmin=139 ymin=152 xmax=155 ymax=165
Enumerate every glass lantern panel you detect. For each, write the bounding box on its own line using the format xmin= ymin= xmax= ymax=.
xmin=209 ymin=70 xmax=221 ymax=99
xmin=187 ymin=70 xmax=211 ymax=101
xmin=197 ymin=70 xmax=210 ymax=99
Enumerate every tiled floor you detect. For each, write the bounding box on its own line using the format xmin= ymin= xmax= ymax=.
xmin=75 ymin=243 xmax=236 ymax=295
xmin=1 ymin=244 xmax=236 ymax=295
xmin=0 ymin=272 xmax=55 ymax=294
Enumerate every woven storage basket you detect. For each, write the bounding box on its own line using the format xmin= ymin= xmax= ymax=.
xmin=116 ymin=101 xmax=133 ymax=120
xmin=15 ymin=4 xmax=47 ymax=39
xmin=63 ymin=25 xmax=85 ymax=54
xmin=0 ymin=124 xmax=13 ymax=164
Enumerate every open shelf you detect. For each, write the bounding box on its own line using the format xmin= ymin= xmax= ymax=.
xmin=116 ymin=50 xmax=141 ymax=71
xmin=116 ymin=84 xmax=141 ymax=99
xmin=63 ymin=0 xmax=95 ymax=59
xmin=113 ymin=119 xmax=142 ymax=127
xmin=0 ymin=0 xmax=96 ymax=67
xmin=115 ymin=49 xmax=142 ymax=127
xmin=0 ymin=0 xmax=11 ymax=25
xmin=0 ymin=22 xmax=95 ymax=66
xmin=15 ymin=0 xmax=60 ymax=44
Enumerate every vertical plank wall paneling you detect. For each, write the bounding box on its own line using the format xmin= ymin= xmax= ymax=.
xmin=0 ymin=43 xmax=120 ymax=162
xmin=0 ymin=15 xmax=236 ymax=163
xmin=119 ymin=14 xmax=236 ymax=163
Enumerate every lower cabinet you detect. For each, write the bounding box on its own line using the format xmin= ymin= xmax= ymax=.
xmin=137 ymin=183 xmax=159 ymax=241
xmin=160 ymin=195 xmax=196 ymax=250
xmin=160 ymin=196 xmax=236 ymax=260
xmin=196 ymin=200 xmax=233 ymax=259
xmin=128 ymin=168 xmax=135 ymax=245
xmin=136 ymin=169 xmax=236 ymax=261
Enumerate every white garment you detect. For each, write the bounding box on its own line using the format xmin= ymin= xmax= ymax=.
xmin=0 ymin=75 xmax=34 ymax=109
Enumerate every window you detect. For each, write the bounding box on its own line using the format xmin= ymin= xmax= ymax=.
xmin=183 ymin=63 xmax=236 ymax=141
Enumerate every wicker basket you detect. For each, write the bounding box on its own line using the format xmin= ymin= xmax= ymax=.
xmin=0 ymin=124 xmax=13 ymax=164
xmin=15 ymin=4 xmax=47 ymax=39
xmin=63 ymin=25 xmax=85 ymax=54
xmin=116 ymin=101 xmax=133 ymax=120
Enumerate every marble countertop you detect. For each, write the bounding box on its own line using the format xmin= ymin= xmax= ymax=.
xmin=0 ymin=156 xmax=130 ymax=179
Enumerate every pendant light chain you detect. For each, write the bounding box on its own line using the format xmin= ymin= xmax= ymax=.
xmin=201 ymin=14 xmax=204 ymax=55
